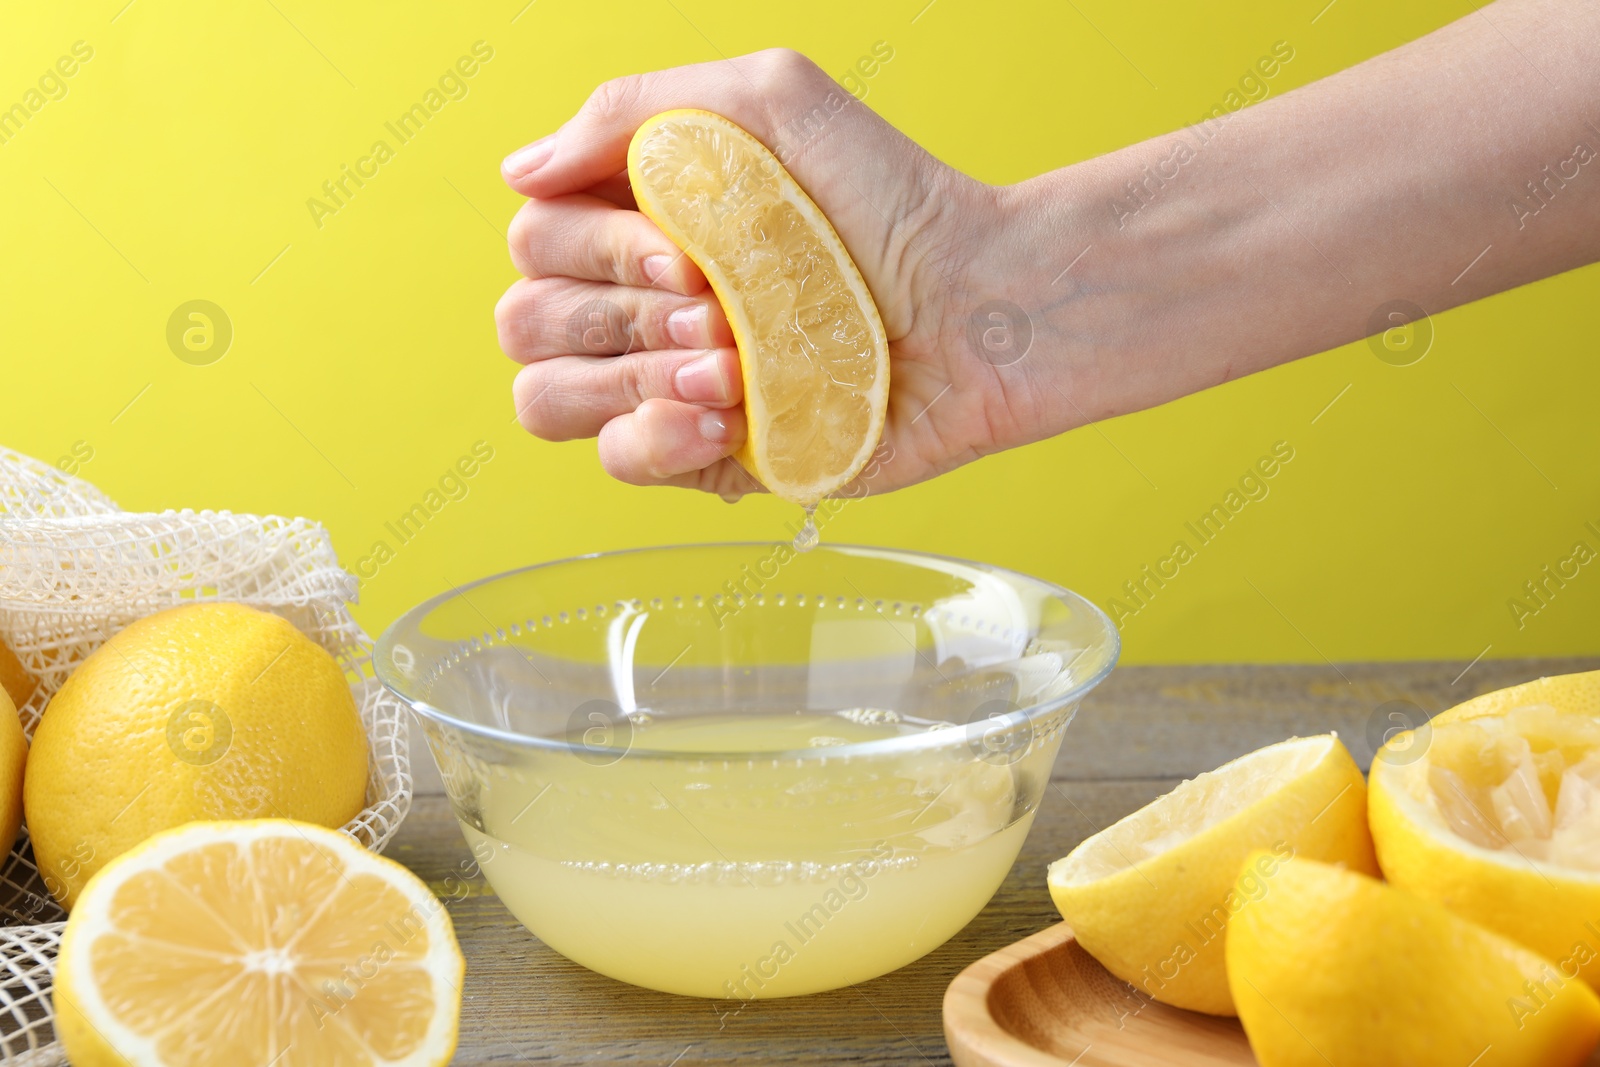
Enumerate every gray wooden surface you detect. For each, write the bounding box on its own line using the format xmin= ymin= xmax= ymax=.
xmin=389 ymin=656 xmax=1598 ymax=1065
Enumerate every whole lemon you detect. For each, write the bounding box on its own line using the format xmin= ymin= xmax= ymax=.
xmin=25 ymin=602 xmax=368 ymax=909
xmin=0 ymin=687 xmax=27 ymax=855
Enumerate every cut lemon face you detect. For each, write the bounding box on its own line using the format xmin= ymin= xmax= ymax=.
xmin=628 ymin=109 xmax=889 ymax=505
xmin=1228 ymin=854 xmax=1600 ymax=1067
xmin=1047 ymin=734 xmax=1377 ymax=1015
xmin=54 ymin=820 xmax=463 ymax=1067
xmin=1371 ymin=694 xmax=1600 ymax=986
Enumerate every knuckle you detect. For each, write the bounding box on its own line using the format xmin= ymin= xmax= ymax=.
xmin=494 ymin=279 xmax=550 ymax=354
xmin=506 ymin=203 xmax=539 ymax=273
xmin=609 ymin=356 xmax=647 ymax=412
xmin=605 ymin=240 xmax=634 ymax=287
xmin=587 ymin=75 xmax=643 ymax=120
xmin=755 ymin=48 xmax=817 ymax=91
xmin=597 ymin=424 xmax=646 ymax=485
xmin=632 ymin=294 xmax=672 ymax=349
xmin=635 ymin=399 xmax=680 ymax=479
xmin=512 ymin=381 xmax=551 ymax=437
xmin=494 ymin=285 xmax=530 ymax=356
xmin=567 ymin=292 xmax=636 ymax=354
xmin=513 ymin=367 xmax=568 ymax=439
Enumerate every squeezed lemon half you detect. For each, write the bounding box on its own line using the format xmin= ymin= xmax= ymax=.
xmin=627 ymin=109 xmax=889 ymax=505
xmin=54 ymin=820 xmax=463 ymax=1067
xmin=1047 ymin=734 xmax=1377 ymax=1015
xmin=1371 ymin=673 xmax=1600 ymax=986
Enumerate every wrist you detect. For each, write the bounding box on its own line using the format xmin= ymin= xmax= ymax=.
xmin=993 ymin=133 xmax=1278 ymax=439
xmin=980 ymin=162 xmax=1137 ymax=444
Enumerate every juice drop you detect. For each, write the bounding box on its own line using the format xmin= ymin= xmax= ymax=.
xmin=792 ymin=505 xmax=819 ymax=553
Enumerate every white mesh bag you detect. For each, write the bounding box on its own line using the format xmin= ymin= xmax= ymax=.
xmin=0 ymin=446 xmax=411 ymax=1064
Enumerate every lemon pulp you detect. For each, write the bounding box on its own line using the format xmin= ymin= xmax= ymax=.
xmin=1370 ymin=693 xmax=1600 ymax=987
xmin=628 ymin=110 xmax=889 ymax=506
xmin=55 ymin=820 xmax=463 ymax=1067
xmin=1418 ymin=705 xmax=1600 ymax=865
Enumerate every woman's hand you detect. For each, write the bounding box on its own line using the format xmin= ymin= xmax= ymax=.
xmin=495 ymin=48 xmax=1052 ymax=499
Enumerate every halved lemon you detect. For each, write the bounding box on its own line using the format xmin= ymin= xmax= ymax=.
xmin=627 ymin=109 xmax=889 ymax=505
xmin=54 ymin=820 xmax=463 ymax=1066
xmin=1228 ymin=853 xmax=1600 ymax=1067
xmin=1047 ymin=734 xmax=1377 ymax=1015
xmin=1371 ymin=689 xmax=1600 ymax=986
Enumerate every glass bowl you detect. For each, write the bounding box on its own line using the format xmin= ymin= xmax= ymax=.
xmin=375 ymin=543 xmax=1118 ymax=1000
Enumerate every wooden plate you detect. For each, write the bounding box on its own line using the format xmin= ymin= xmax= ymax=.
xmin=943 ymin=922 xmax=1257 ymax=1067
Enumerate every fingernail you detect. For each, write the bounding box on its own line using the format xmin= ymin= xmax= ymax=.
xmin=666 ymin=304 xmax=708 ymax=347
xmin=503 ymin=134 xmax=555 ymax=179
xmin=699 ymin=409 xmax=733 ymax=445
xmin=675 ymin=352 xmax=727 ymax=403
xmin=643 ymin=254 xmax=677 ymax=288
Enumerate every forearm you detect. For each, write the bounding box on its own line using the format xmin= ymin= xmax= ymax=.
xmin=1009 ymin=0 xmax=1600 ymax=429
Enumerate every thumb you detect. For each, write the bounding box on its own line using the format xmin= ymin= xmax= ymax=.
xmin=502 ymin=49 xmax=825 ymax=198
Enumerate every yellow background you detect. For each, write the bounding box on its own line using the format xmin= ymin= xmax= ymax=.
xmin=3 ymin=0 xmax=1595 ymax=664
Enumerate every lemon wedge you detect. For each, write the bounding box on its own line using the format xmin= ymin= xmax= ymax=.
xmin=1228 ymin=853 xmax=1600 ymax=1067
xmin=1047 ymin=734 xmax=1376 ymax=1015
xmin=627 ymin=109 xmax=889 ymax=505
xmin=1371 ymin=684 xmax=1600 ymax=986
xmin=54 ymin=820 xmax=462 ymax=1066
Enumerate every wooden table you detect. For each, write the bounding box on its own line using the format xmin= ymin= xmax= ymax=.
xmin=390 ymin=657 xmax=1598 ymax=1065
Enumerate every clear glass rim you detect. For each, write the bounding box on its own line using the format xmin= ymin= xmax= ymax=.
xmin=374 ymin=542 xmax=1121 ymax=762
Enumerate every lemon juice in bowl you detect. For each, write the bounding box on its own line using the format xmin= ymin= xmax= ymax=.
xmin=377 ymin=544 xmax=1118 ymax=998
xmin=462 ymin=709 xmax=1035 ymax=998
